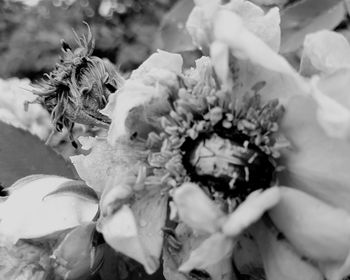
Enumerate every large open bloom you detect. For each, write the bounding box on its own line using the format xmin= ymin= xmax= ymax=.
xmin=72 ymin=1 xmax=350 ymax=280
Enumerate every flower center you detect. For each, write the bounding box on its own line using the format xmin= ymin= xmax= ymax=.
xmin=182 ymin=130 xmax=276 ymax=199
xmin=147 ymin=83 xmax=285 ymax=200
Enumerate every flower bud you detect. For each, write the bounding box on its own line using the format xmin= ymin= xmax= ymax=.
xmin=0 ymin=175 xmax=99 ymax=244
xmin=52 ymin=223 xmax=104 ymax=280
xmin=32 ymin=25 xmax=124 ymax=132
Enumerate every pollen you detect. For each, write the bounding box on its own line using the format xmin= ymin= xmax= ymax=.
xmin=145 ymin=70 xmax=286 ymax=200
xmin=182 ymin=131 xmax=276 ymax=199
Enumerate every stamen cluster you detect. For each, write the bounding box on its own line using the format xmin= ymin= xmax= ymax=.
xmin=145 ymin=73 xmax=285 ymax=199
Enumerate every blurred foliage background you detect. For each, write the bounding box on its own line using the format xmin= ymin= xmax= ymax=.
xmin=0 ymin=0 xmax=179 ymax=80
xmin=2 ymin=0 xmax=350 ymax=81
xmin=2 ymin=0 xmax=350 ymax=82
xmin=2 ymin=0 xmax=350 ymax=279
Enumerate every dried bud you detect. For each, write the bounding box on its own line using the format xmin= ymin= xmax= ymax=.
xmin=32 ymin=24 xmax=124 ymax=132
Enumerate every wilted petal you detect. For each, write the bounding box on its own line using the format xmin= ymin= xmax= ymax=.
xmin=173 ymin=183 xmax=224 ymax=234
xmin=0 ymin=175 xmax=98 ymax=243
xmin=281 ymin=94 xmax=350 ymax=213
xmin=254 ymin=221 xmax=323 ymax=280
xmin=269 ymin=187 xmax=350 ymax=280
xmin=179 ymin=233 xmax=234 ymax=272
xmin=99 ymin=187 xmax=167 ymax=274
xmin=222 ymin=187 xmax=280 ymax=237
xmin=300 ymin=30 xmax=350 ymax=76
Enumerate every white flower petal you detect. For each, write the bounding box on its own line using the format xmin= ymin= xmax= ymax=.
xmin=107 ymin=81 xmax=161 ymax=142
xmin=0 ymin=175 xmax=98 ymax=243
xmin=179 ymin=233 xmax=234 ymax=272
xmin=186 ymin=5 xmax=217 ymax=52
xmin=187 ymin=0 xmax=281 ymax=52
xmin=99 ymin=188 xmax=168 ymax=274
xmin=311 ymin=77 xmax=350 ymax=139
xmin=98 ymin=205 xmax=151 ymax=271
xmin=100 ymin=91 xmax=117 ymax=119
xmin=281 ymin=94 xmax=350 ymax=213
xmin=210 ymin=41 xmax=230 ymax=87
xmin=232 ymin=233 xmax=263 ymax=277
xmin=213 ymin=10 xmax=307 ymax=94
xmin=131 ymin=188 xmax=168 ymax=272
xmin=223 ymin=0 xmax=281 ymax=51
xmin=222 ymin=187 xmax=280 ymax=237
xmin=53 ymin=223 xmax=103 ymax=280
xmin=317 ymin=69 xmax=350 ymax=111
xmin=71 ymin=137 xmax=141 ymax=195
xmin=269 ymin=187 xmax=350 ymax=280
xmin=163 ymin=223 xmax=233 ymax=280
xmin=254 ymin=221 xmax=323 ymax=280
xmin=173 ymin=183 xmax=224 ymax=234
xmin=205 ymin=258 xmax=233 ymax=280
xmin=100 ymin=183 xmax=133 ymax=215
xmin=106 ymin=51 xmax=182 ymax=142
xmin=300 ymin=30 xmax=350 ymax=76
xmin=131 ymin=50 xmax=183 ymax=79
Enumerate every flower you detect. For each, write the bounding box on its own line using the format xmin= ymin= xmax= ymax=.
xmin=32 ymin=25 xmax=124 ymax=133
xmin=0 ymin=78 xmax=52 ymax=140
xmin=72 ymin=50 xmax=182 ymax=273
xmin=71 ymin=2 xmax=350 ymax=280
xmin=300 ymin=30 xmax=350 ymax=140
xmin=0 ymin=175 xmax=101 ymax=279
xmin=52 ymin=223 xmax=104 ymax=280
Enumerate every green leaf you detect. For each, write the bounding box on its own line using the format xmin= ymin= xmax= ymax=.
xmin=157 ymin=0 xmax=195 ymax=53
xmin=280 ymin=0 xmax=346 ymax=53
xmin=0 ymin=121 xmax=77 ymax=188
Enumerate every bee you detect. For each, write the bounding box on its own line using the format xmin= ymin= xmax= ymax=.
xmin=182 ymin=131 xmax=276 ymax=199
